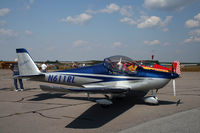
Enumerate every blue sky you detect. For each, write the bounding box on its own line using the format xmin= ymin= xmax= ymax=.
xmin=0 ymin=0 xmax=200 ymax=62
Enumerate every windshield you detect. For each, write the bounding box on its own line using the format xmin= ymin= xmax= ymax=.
xmin=104 ymin=55 xmax=139 ymax=75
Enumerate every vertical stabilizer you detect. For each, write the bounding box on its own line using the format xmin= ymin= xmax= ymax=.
xmin=16 ymin=48 xmax=41 ymax=75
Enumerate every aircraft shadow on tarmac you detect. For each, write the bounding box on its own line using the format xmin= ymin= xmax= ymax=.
xmin=28 ymin=93 xmax=67 ymax=101
xmin=27 ymin=93 xmax=178 ymax=129
xmin=65 ymin=98 xmax=179 ymax=129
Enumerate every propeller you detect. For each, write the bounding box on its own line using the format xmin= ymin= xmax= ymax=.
xmin=171 ymin=63 xmax=176 ymax=99
xmin=173 ymin=79 xmax=176 ymax=99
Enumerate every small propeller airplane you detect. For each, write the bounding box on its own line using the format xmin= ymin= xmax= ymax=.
xmin=15 ymin=48 xmax=180 ymax=106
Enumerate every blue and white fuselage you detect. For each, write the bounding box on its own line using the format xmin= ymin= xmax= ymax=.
xmin=44 ymin=63 xmax=175 ymax=91
xmin=15 ymin=48 xmax=179 ymax=105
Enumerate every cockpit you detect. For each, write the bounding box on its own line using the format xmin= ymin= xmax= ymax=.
xmin=104 ymin=55 xmax=139 ymax=75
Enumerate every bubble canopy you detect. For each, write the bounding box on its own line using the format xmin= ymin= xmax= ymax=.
xmin=104 ymin=55 xmax=139 ymax=74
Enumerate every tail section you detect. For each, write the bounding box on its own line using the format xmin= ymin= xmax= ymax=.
xmin=16 ymin=48 xmax=41 ymax=76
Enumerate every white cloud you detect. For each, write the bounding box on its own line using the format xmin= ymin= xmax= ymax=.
xmin=99 ymin=3 xmax=120 ymax=14
xmin=26 ymin=5 xmax=30 ymax=10
xmin=144 ymin=40 xmax=160 ymax=45
xmin=144 ymin=0 xmax=196 ymax=11
xmin=85 ymin=9 xmax=96 ymax=14
xmin=120 ymin=17 xmax=136 ymax=25
xmin=137 ymin=16 xmax=161 ymax=28
xmin=73 ymin=40 xmax=88 ymax=47
xmin=0 ymin=28 xmax=18 ymax=36
xmin=184 ymin=12 xmax=200 ymax=44
xmin=184 ymin=28 xmax=200 ymax=44
xmin=113 ymin=42 xmax=123 ymax=47
xmin=189 ymin=29 xmax=200 ymax=36
xmin=161 ymin=16 xmax=173 ymax=26
xmin=163 ymin=42 xmax=170 ymax=46
xmin=137 ymin=16 xmax=162 ymax=28
xmin=61 ymin=13 xmax=92 ymax=25
xmin=120 ymin=14 xmax=172 ymax=30
xmin=25 ymin=0 xmax=34 ymax=10
xmin=185 ymin=19 xmax=200 ymax=28
xmin=62 ymin=3 xmax=119 ymax=25
xmin=137 ymin=16 xmax=172 ymax=28
xmin=25 ymin=30 xmax=32 ymax=35
xmin=185 ymin=13 xmax=200 ymax=28
xmin=86 ymin=3 xmax=120 ymax=14
xmin=0 ymin=8 xmax=10 ymax=17
xmin=184 ymin=37 xmax=200 ymax=43
xmin=145 ymin=41 xmax=170 ymax=46
xmin=120 ymin=6 xmax=133 ymax=17
xmin=194 ymin=13 xmax=200 ymax=21
xmin=162 ymin=28 xmax=169 ymax=32
xmin=0 ymin=20 xmax=7 ymax=26
xmin=29 ymin=0 xmax=34 ymax=4
xmin=103 ymin=3 xmax=120 ymax=13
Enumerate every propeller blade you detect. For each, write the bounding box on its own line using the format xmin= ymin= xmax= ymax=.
xmin=171 ymin=63 xmax=174 ymax=73
xmin=173 ymin=79 xmax=176 ymax=99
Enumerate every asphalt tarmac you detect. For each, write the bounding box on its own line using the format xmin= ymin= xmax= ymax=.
xmin=0 ymin=70 xmax=199 ymax=133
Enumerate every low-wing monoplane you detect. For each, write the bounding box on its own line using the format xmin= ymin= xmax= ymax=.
xmin=15 ymin=48 xmax=180 ymax=106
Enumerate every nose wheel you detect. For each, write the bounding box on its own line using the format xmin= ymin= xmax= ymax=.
xmin=143 ymin=90 xmax=159 ymax=105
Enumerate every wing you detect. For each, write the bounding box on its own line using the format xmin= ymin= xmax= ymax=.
xmin=40 ymin=85 xmax=130 ymax=94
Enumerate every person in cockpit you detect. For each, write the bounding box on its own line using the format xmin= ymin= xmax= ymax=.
xmin=128 ymin=63 xmax=138 ymax=72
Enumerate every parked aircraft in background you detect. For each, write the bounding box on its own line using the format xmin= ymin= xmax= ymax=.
xmin=15 ymin=48 xmax=180 ymax=106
